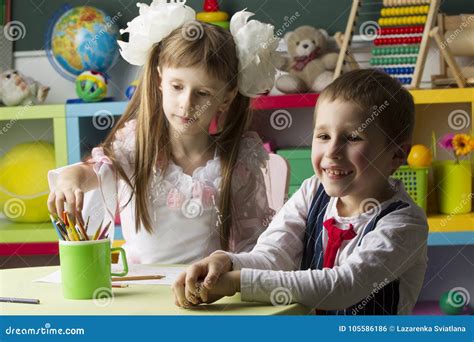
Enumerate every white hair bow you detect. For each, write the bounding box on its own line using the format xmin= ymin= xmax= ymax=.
xmin=117 ymin=1 xmax=278 ymax=97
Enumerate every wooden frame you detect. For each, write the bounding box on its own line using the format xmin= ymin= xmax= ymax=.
xmin=334 ymin=0 xmax=441 ymax=89
xmin=430 ymin=13 xmax=474 ymax=88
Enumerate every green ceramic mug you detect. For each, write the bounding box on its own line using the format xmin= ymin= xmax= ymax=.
xmin=59 ymin=239 xmax=128 ymax=300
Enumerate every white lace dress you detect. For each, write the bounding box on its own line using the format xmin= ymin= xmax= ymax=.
xmin=48 ymin=120 xmax=274 ymax=264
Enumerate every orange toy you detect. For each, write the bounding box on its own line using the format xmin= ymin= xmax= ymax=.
xmin=407 ymin=144 xmax=432 ymax=167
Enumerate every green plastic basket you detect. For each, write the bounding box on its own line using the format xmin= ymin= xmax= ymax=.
xmin=391 ymin=165 xmax=429 ymax=211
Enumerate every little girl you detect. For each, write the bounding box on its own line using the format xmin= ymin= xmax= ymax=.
xmin=47 ymin=1 xmax=278 ymax=264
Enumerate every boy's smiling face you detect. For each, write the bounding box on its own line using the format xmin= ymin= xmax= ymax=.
xmin=312 ymin=98 xmax=405 ymax=208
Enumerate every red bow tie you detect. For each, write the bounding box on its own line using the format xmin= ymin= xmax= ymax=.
xmin=323 ymin=217 xmax=356 ymax=268
xmin=291 ymin=48 xmax=321 ymax=71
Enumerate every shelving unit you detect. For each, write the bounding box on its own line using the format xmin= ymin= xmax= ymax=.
xmin=0 ymin=104 xmax=67 ymax=166
xmin=66 ymin=101 xmax=128 ymax=163
xmin=0 ymin=88 xmax=472 ymax=262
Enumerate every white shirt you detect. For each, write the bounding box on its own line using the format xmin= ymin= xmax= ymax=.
xmin=219 ymin=176 xmax=428 ymax=315
xmin=48 ymin=120 xmax=274 ymax=264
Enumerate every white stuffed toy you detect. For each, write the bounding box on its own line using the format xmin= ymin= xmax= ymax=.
xmin=0 ymin=69 xmax=50 ymax=106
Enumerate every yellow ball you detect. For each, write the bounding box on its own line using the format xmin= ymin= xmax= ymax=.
xmin=407 ymin=144 xmax=433 ymax=167
xmin=0 ymin=141 xmax=55 ymax=222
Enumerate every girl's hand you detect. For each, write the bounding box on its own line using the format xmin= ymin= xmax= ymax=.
xmin=47 ymin=178 xmax=84 ymax=220
xmin=172 ymin=252 xmax=233 ymax=307
xmin=47 ymin=163 xmax=98 ymax=220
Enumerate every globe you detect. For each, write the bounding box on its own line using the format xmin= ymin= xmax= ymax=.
xmin=46 ymin=6 xmax=120 ymax=81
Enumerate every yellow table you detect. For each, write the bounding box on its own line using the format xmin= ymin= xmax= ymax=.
xmin=0 ymin=266 xmax=309 ymax=315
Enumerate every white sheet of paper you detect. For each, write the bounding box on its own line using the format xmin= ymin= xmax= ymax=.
xmin=33 ymin=264 xmax=186 ymax=286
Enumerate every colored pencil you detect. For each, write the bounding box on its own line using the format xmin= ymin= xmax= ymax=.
xmin=111 ymin=275 xmax=166 ymax=282
xmin=112 ymin=284 xmax=129 ymax=288
xmin=0 ymin=297 xmax=40 ymax=304
xmin=49 ymin=215 xmax=65 ymax=240
xmin=98 ymin=221 xmax=111 ymax=240
xmin=74 ymin=213 xmax=88 ymax=240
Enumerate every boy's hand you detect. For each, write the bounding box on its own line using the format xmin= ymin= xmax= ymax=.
xmin=197 ymin=271 xmax=241 ymax=304
xmin=172 ymin=252 xmax=233 ymax=307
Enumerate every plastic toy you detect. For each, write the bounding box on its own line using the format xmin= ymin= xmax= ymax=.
xmin=407 ymin=144 xmax=432 ymax=167
xmin=125 ymin=80 xmax=139 ymax=100
xmin=75 ymin=71 xmax=108 ymax=102
xmin=439 ymin=289 xmax=467 ymax=315
xmin=196 ymin=0 xmax=230 ymax=29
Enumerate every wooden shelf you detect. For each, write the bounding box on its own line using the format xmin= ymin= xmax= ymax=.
xmin=66 ymin=101 xmax=128 ymax=117
xmin=427 ymin=213 xmax=474 ymax=246
xmin=410 ymin=88 xmax=474 ymax=105
xmin=251 ymin=93 xmax=319 ymax=110
xmin=0 ymin=218 xmax=56 ymax=244
xmin=0 ymin=104 xmax=68 ymax=167
xmin=0 ymin=104 xmax=64 ymax=120
xmin=250 ymin=88 xmax=474 ymax=110
xmin=427 ymin=212 xmax=474 ymax=232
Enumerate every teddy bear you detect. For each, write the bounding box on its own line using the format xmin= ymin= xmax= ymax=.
xmin=0 ymin=69 xmax=50 ymax=106
xmin=273 ymin=26 xmax=340 ymax=93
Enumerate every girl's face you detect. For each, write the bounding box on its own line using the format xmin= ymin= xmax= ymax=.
xmin=159 ymin=66 xmax=236 ymax=137
xmin=311 ymin=98 xmax=403 ymax=204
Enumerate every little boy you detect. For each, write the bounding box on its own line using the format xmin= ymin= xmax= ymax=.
xmin=172 ymin=69 xmax=428 ymax=315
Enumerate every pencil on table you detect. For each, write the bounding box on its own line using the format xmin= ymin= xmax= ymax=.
xmin=0 ymin=297 xmax=40 ymax=304
xmin=112 ymin=284 xmax=129 ymax=288
xmin=111 ymin=275 xmax=166 ymax=282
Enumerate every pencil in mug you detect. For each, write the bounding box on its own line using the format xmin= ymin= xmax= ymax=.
xmin=52 ymin=214 xmax=69 ymax=240
xmin=65 ymin=218 xmax=80 ymax=241
xmin=92 ymin=219 xmax=104 ymax=240
xmin=65 ymin=212 xmax=82 ymax=241
xmin=97 ymin=221 xmax=111 ymax=240
xmin=49 ymin=215 xmax=66 ymax=240
xmin=75 ymin=213 xmax=89 ymax=240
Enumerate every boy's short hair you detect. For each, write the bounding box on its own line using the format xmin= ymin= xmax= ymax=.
xmin=318 ymin=69 xmax=415 ymax=146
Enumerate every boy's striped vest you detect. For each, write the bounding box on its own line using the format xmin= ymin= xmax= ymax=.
xmin=301 ymin=184 xmax=409 ymax=315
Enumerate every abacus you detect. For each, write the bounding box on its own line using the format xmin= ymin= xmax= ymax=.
xmin=334 ymin=0 xmax=440 ymax=88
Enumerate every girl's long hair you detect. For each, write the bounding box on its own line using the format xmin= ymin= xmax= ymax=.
xmin=100 ymin=23 xmax=251 ymax=251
